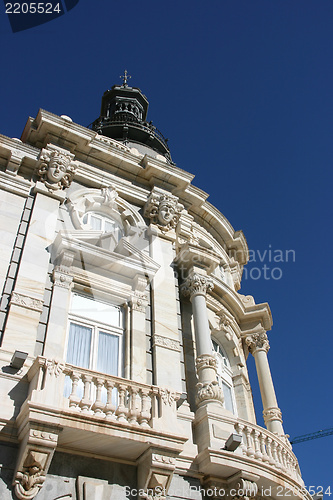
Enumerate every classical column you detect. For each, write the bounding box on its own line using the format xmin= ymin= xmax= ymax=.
xmin=246 ymin=331 xmax=284 ymax=435
xmin=182 ymin=272 xmax=223 ymax=408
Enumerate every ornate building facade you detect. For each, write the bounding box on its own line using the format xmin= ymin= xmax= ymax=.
xmin=0 ymin=80 xmax=310 ymax=499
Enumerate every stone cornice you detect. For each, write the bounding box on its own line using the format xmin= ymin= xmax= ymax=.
xmin=19 ymin=109 xmax=249 ymax=267
xmin=0 ymin=171 xmax=31 ymax=197
xmin=207 ymin=275 xmax=273 ymax=332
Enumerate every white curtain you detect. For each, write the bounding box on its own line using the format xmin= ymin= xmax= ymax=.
xmin=66 ymin=323 xmax=92 ymax=368
xmin=97 ymin=331 xmax=119 ymax=375
xmin=64 ymin=323 xmax=92 ymax=398
xmin=97 ymin=331 xmax=119 ymax=405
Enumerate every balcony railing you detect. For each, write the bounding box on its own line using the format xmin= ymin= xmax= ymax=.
xmin=24 ymin=357 xmax=183 ymax=439
xmin=63 ymin=364 xmax=157 ymax=428
xmin=234 ymin=419 xmax=302 ymax=482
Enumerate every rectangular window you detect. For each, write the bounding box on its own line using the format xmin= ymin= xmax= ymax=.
xmin=66 ymin=294 xmax=123 ymax=369
xmin=64 ymin=294 xmax=123 ymax=402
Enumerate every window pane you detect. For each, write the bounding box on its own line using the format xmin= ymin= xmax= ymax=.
xmin=104 ymin=220 xmax=115 ymax=233
xmin=90 ymin=215 xmax=102 ymax=230
xmin=71 ymin=294 xmax=121 ymax=327
xmin=97 ymin=331 xmax=119 ymax=376
xmin=66 ymin=323 xmax=92 ymax=368
xmin=222 ymin=382 xmax=234 ymax=413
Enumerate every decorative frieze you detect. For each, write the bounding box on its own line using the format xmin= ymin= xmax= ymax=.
xmin=245 ymin=331 xmax=270 ymax=354
xmin=10 ymin=292 xmax=43 ymax=313
xmin=144 ymin=188 xmax=183 ymax=232
xmin=36 ymin=144 xmax=76 ymax=192
xmin=153 ymin=335 xmax=181 ymax=352
xmin=181 ymin=273 xmax=213 ymax=298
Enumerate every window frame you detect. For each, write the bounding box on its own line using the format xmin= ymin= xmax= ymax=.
xmin=212 ymin=339 xmax=237 ymax=415
xmin=65 ymin=293 xmax=124 ymax=377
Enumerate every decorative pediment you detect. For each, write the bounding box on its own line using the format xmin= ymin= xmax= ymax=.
xmin=51 ymin=230 xmax=160 ymax=283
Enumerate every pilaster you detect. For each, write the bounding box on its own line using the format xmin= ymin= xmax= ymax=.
xmin=43 ymin=250 xmax=75 ymax=359
xmin=148 ymin=220 xmax=182 ymax=391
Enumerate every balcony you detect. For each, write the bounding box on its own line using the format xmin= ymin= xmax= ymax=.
xmin=15 ymin=357 xmax=310 ymax=500
xmin=16 ymin=357 xmax=186 ymax=462
xmin=194 ymin=407 xmax=311 ymax=500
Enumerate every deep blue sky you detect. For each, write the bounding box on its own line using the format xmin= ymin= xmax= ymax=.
xmin=1 ymin=0 xmax=332 ymax=491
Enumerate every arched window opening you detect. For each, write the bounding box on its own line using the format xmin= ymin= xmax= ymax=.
xmin=212 ymin=340 xmax=237 ymax=415
xmin=82 ymin=212 xmax=124 ymax=242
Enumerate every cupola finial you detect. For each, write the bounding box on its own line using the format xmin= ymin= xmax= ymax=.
xmin=120 ymin=70 xmax=131 ymax=87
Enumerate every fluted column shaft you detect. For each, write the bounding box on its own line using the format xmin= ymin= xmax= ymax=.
xmin=182 ymin=273 xmax=223 ymax=407
xmin=246 ymin=331 xmax=284 ymax=435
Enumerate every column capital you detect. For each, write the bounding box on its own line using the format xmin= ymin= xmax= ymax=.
xmin=245 ymin=331 xmax=270 ymax=354
xmin=181 ymin=272 xmax=213 ymax=299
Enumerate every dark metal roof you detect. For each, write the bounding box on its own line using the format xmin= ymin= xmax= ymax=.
xmin=90 ymin=83 xmax=172 ymax=162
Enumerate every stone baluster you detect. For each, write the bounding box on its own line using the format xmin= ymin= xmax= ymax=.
xmin=253 ymin=430 xmax=262 ymax=460
xmin=245 ymin=330 xmax=285 ymax=436
xmin=244 ymin=426 xmax=255 ymax=457
xmin=128 ymin=387 xmax=139 ymax=424
xmin=139 ymin=388 xmax=152 ymax=427
xmin=116 ymin=383 xmax=128 ymax=422
xmin=266 ymin=437 xmax=275 ymax=466
xmin=68 ymin=372 xmax=81 ymax=409
xmin=80 ymin=375 xmax=93 ymax=413
xmin=234 ymin=423 xmax=246 ymax=456
xmin=92 ymin=377 xmax=105 ymax=415
xmin=259 ymin=432 xmax=270 ymax=463
xmin=181 ymin=272 xmax=223 ymax=408
xmin=271 ymin=439 xmax=280 ymax=468
xmin=104 ymin=380 xmax=116 ymax=420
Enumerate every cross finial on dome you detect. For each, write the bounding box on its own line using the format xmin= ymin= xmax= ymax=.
xmin=120 ymin=70 xmax=131 ymax=87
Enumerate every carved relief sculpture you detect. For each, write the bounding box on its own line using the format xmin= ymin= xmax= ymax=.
xmin=37 ymin=145 xmax=76 ymax=192
xmin=14 ymin=451 xmax=47 ymax=500
xmin=195 ymin=380 xmax=224 ymax=406
xmin=144 ymin=188 xmax=183 ymax=231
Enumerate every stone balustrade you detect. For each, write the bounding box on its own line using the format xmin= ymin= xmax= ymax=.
xmin=63 ymin=364 xmax=158 ymax=427
xmin=234 ymin=419 xmax=302 ymax=481
xmin=25 ymin=357 xmax=180 ymax=432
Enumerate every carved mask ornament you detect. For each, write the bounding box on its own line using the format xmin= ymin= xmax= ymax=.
xmin=144 ymin=190 xmax=183 ymax=232
xmin=37 ymin=146 xmax=76 ymax=192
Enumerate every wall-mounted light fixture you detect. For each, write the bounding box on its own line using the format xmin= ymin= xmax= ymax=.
xmin=223 ymin=433 xmax=242 ymax=451
xmin=10 ymin=350 xmax=28 ymax=370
